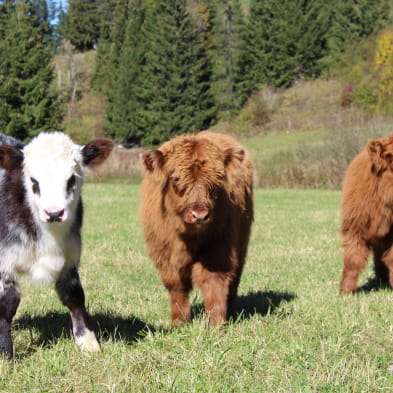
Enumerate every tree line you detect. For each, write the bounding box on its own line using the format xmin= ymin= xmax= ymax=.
xmin=0 ymin=0 xmax=390 ymax=144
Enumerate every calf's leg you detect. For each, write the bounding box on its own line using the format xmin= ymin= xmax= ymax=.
xmin=193 ymin=263 xmax=230 ymax=326
xmin=161 ymin=268 xmax=192 ymax=325
xmin=373 ymin=248 xmax=389 ymax=286
xmin=379 ymin=245 xmax=393 ymax=289
xmin=168 ymin=288 xmax=191 ymax=325
xmin=56 ymin=268 xmax=100 ymax=353
xmin=0 ymin=274 xmax=20 ymax=359
xmin=200 ymin=272 xmax=229 ymax=326
xmin=340 ymin=237 xmax=370 ymax=294
xmin=227 ymin=274 xmax=241 ymax=319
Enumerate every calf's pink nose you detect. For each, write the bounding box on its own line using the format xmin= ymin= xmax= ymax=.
xmin=190 ymin=208 xmax=210 ymax=224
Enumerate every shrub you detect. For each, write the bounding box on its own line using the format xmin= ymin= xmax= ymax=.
xmin=341 ymin=85 xmax=354 ymax=108
xmin=352 ymin=84 xmax=378 ymax=111
xmin=232 ymin=87 xmax=279 ymax=136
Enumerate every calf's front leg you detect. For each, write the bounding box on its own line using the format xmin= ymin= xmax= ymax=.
xmin=200 ymin=273 xmax=229 ymax=326
xmin=161 ymin=267 xmax=192 ymax=325
xmin=56 ymin=268 xmax=100 ymax=353
xmin=0 ymin=274 xmax=20 ymax=359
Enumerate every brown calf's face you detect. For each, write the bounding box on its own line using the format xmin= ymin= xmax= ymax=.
xmin=143 ymin=137 xmax=244 ymax=234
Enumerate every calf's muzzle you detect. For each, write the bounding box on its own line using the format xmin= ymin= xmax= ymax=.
xmin=182 ymin=204 xmax=211 ymax=225
xmin=44 ymin=208 xmax=66 ymax=223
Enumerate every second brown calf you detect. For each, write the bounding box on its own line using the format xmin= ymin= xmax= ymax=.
xmin=340 ymin=134 xmax=393 ymax=293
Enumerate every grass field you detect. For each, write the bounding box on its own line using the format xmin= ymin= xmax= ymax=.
xmin=1 ymin=184 xmax=393 ymax=392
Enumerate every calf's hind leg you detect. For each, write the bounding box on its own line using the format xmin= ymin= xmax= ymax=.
xmin=0 ymin=274 xmax=20 ymax=359
xmin=379 ymin=245 xmax=393 ymax=289
xmin=56 ymin=268 xmax=100 ymax=353
xmin=373 ymin=247 xmax=389 ymax=286
xmin=340 ymin=237 xmax=370 ymax=294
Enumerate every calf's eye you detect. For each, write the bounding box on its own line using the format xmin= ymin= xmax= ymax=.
xmin=170 ymin=177 xmax=186 ymax=196
xmin=30 ymin=177 xmax=40 ymax=195
xmin=67 ymin=174 xmax=76 ymax=192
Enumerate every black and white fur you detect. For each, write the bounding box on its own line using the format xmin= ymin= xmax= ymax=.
xmin=0 ymin=132 xmax=114 ymax=358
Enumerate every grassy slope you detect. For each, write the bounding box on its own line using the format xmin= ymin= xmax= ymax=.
xmin=1 ymin=184 xmax=393 ymax=392
xmin=219 ymin=78 xmax=393 ymax=188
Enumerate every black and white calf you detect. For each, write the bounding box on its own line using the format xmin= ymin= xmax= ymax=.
xmin=0 ymin=132 xmax=114 ymax=358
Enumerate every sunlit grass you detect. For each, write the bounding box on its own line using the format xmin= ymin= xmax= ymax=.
xmin=1 ymin=184 xmax=393 ymax=392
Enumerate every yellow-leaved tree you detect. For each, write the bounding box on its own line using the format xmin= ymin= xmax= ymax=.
xmin=375 ymin=30 xmax=393 ymax=112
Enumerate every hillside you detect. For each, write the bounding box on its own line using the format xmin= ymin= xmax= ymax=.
xmin=55 ymin=42 xmax=393 ymax=189
xmin=212 ymin=78 xmax=393 ymax=188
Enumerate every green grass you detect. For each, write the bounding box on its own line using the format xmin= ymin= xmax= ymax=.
xmin=239 ymin=129 xmax=327 ymax=161
xmin=1 ymin=184 xmax=393 ymax=392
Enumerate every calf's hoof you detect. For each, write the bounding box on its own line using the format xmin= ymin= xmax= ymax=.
xmin=0 ymin=338 xmax=13 ymax=360
xmin=75 ymin=329 xmax=101 ymax=353
xmin=339 ymin=278 xmax=357 ymax=295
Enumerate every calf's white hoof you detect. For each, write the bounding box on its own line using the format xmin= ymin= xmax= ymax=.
xmin=75 ymin=329 xmax=101 ymax=353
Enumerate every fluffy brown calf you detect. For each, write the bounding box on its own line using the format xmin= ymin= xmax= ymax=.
xmin=140 ymin=131 xmax=253 ymax=325
xmin=340 ymin=134 xmax=393 ymax=294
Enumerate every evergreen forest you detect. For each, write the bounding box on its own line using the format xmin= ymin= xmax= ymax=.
xmin=0 ymin=0 xmax=393 ymax=146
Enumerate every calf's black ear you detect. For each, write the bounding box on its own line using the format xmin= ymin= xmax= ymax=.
xmin=142 ymin=150 xmax=164 ymax=173
xmin=81 ymin=139 xmax=114 ymax=167
xmin=0 ymin=146 xmax=24 ymax=171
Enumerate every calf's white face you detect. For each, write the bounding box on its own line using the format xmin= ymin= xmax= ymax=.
xmin=23 ymin=133 xmax=84 ymax=223
xmin=0 ymin=132 xmax=114 ymax=225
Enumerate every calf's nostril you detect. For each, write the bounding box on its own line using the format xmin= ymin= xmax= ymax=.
xmin=191 ymin=209 xmax=210 ymax=224
xmin=45 ymin=209 xmax=65 ymax=222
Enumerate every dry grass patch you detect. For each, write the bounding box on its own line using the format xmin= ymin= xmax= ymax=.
xmin=86 ymin=146 xmax=143 ymax=184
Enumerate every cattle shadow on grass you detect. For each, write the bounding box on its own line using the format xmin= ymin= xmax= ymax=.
xmin=92 ymin=313 xmax=157 ymax=344
xmin=14 ymin=311 xmax=156 ymax=358
xmin=357 ymin=277 xmax=391 ymax=294
xmin=234 ymin=290 xmax=296 ymax=320
xmin=191 ymin=290 xmax=296 ymax=322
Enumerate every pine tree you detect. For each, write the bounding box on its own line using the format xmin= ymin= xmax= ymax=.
xmin=237 ymin=0 xmax=330 ymax=97
xmin=236 ymin=0 xmax=273 ymax=100
xmin=61 ymin=0 xmax=102 ymax=51
xmin=94 ymin=0 xmax=130 ymax=95
xmin=105 ymin=0 xmax=147 ymax=144
xmin=137 ymin=0 xmax=216 ymax=145
xmin=283 ymin=0 xmax=330 ymax=82
xmin=0 ymin=0 xmax=62 ymax=140
xmin=47 ymin=0 xmax=64 ymax=49
xmin=0 ymin=1 xmax=9 ymax=39
xmin=209 ymin=0 xmax=245 ymax=120
xmin=326 ymin=0 xmax=390 ymax=63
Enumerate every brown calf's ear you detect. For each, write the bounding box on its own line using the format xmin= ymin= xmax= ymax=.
xmin=224 ymin=146 xmax=245 ymax=166
xmin=367 ymin=139 xmax=386 ymax=173
xmin=81 ymin=138 xmax=114 ymax=167
xmin=142 ymin=150 xmax=164 ymax=173
xmin=367 ymin=140 xmax=383 ymax=156
xmin=0 ymin=146 xmax=24 ymax=171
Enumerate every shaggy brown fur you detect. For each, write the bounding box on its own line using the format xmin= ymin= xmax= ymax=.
xmin=340 ymin=134 xmax=393 ymax=294
xmin=140 ymin=131 xmax=254 ymax=325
